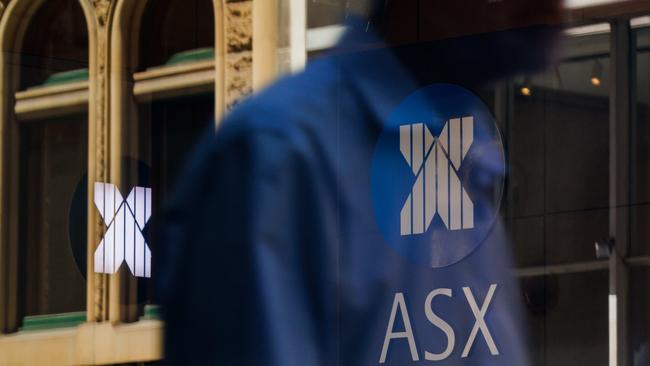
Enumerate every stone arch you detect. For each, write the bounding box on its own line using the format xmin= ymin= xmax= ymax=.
xmin=111 ymin=0 xmax=226 ymax=123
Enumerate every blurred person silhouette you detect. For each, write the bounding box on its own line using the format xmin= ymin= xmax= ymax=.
xmin=156 ymin=1 xmax=563 ymax=365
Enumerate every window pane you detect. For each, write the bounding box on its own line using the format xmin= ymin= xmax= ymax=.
xmin=134 ymin=93 xmax=215 ymax=308
xmin=632 ymin=26 xmax=650 ymax=257
xmin=630 ymin=267 xmax=650 ymax=365
xmin=509 ymin=31 xmax=610 ymax=267
xmin=508 ymin=29 xmax=611 ymax=366
xmin=19 ymin=0 xmax=88 ymax=89
xmin=14 ymin=0 xmax=89 ymax=322
xmin=139 ymin=0 xmax=215 ymax=70
xmin=522 ymin=272 xmax=609 ymax=366
xmin=125 ymin=0 xmax=217 ymax=316
xmin=18 ymin=115 xmax=88 ymax=317
xmin=307 ymin=0 xmax=345 ymax=29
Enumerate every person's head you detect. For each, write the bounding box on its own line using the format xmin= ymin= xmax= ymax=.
xmin=347 ymin=0 xmax=565 ymax=83
xmin=352 ymin=0 xmax=565 ymax=42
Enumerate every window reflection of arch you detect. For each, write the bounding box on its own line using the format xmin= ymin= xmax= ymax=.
xmin=0 ymin=0 xmax=90 ymax=334
xmin=139 ymin=0 xmax=215 ymax=71
xmin=19 ymin=1 xmax=88 ymax=89
xmin=110 ymin=0 xmax=220 ymax=323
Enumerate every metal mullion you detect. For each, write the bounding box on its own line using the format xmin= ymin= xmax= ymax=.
xmin=609 ymin=17 xmax=633 ymax=366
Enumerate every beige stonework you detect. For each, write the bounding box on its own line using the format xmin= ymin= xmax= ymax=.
xmin=226 ymin=1 xmax=253 ymax=53
xmin=225 ymin=0 xmax=253 ymax=111
xmin=226 ymin=51 xmax=253 ymax=109
xmin=89 ymin=0 xmax=115 ymax=324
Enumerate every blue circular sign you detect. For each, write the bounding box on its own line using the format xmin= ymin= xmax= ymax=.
xmin=370 ymin=84 xmax=505 ymax=268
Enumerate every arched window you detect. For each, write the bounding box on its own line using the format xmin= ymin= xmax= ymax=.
xmin=111 ymin=0 xmax=217 ymax=322
xmin=8 ymin=0 xmax=89 ymax=332
xmin=138 ymin=0 xmax=215 ymax=71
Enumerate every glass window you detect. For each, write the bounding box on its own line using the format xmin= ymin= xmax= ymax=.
xmin=18 ymin=0 xmax=88 ymax=90
xmin=630 ymin=267 xmax=650 ymax=365
xmin=18 ymin=115 xmax=88 ymax=317
xmin=509 ymin=30 xmax=610 ymax=266
xmin=508 ymin=28 xmax=611 ymax=365
xmin=630 ymin=21 xmax=650 ymax=365
xmin=522 ymin=272 xmax=609 ymax=365
xmin=307 ymin=0 xmax=346 ymax=29
xmin=125 ymin=0 xmax=216 ymax=317
xmin=14 ymin=0 xmax=89 ymax=322
xmin=633 ymin=25 xmax=650 ymax=258
xmin=138 ymin=0 xmax=215 ymax=70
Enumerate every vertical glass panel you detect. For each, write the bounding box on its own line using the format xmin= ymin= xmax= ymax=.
xmin=509 ymin=30 xmax=610 ymax=267
xmin=14 ymin=0 xmax=89 ymax=324
xmin=124 ymin=0 xmax=217 ymax=317
xmin=521 ymin=272 xmax=609 ymax=366
xmin=134 ymin=93 xmax=215 ymax=309
xmin=508 ymin=28 xmax=611 ymax=365
xmin=18 ymin=115 xmax=88 ymax=317
xmin=629 ymin=267 xmax=650 ymax=365
xmin=632 ymin=25 xmax=650 ymax=257
xmin=140 ymin=94 xmax=215 ymax=206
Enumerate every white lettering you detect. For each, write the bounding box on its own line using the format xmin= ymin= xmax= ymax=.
xmin=379 ymin=293 xmax=420 ymax=364
xmin=424 ymin=288 xmax=456 ymax=361
xmin=379 ymin=284 xmax=500 ymax=363
xmin=461 ymin=284 xmax=499 ymax=357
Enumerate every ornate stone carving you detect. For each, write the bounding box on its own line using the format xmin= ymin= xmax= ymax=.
xmin=224 ymin=0 xmax=253 ymax=111
xmin=226 ymin=52 xmax=253 ymax=109
xmin=92 ymin=0 xmax=112 ymax=27
xmin=226 ymin=1 xmax=253 ymax=53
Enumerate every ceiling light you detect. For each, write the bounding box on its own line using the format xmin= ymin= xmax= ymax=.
xmin=591 ymin=59 xmax=603 ymax=87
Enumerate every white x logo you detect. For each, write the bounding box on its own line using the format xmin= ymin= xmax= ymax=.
xmin=94 ymin=183 xmax=152 ymax=278
xmin=400 ymin=117 xmax=474 ymax=235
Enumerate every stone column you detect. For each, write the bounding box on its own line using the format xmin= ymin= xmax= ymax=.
xmin=87 ymin=0 xmax=116 ymax=323
xmin=225 ymin=0 xmax=254 ymax=111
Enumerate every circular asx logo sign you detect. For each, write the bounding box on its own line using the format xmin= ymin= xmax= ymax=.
xmin=370 ymin=84 xmax=505 ymax=268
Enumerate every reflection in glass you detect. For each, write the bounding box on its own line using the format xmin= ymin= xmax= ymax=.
xmin=508 ymin=30 xmax=611 ymax=366
xmin=633 ymin=26 xmax=650 ymax=258
xmin=14 ymin=0 xmax=89 ymax=322
xmin=19 ymin=116 xmax=88 ymax=317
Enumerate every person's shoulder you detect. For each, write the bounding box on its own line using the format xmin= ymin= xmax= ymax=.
xmin=217 ymin=58 xmax=343 ymax=144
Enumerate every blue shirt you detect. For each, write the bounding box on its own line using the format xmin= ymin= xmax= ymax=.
xmin=157 ymin=21 xmax=533 ymax=366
